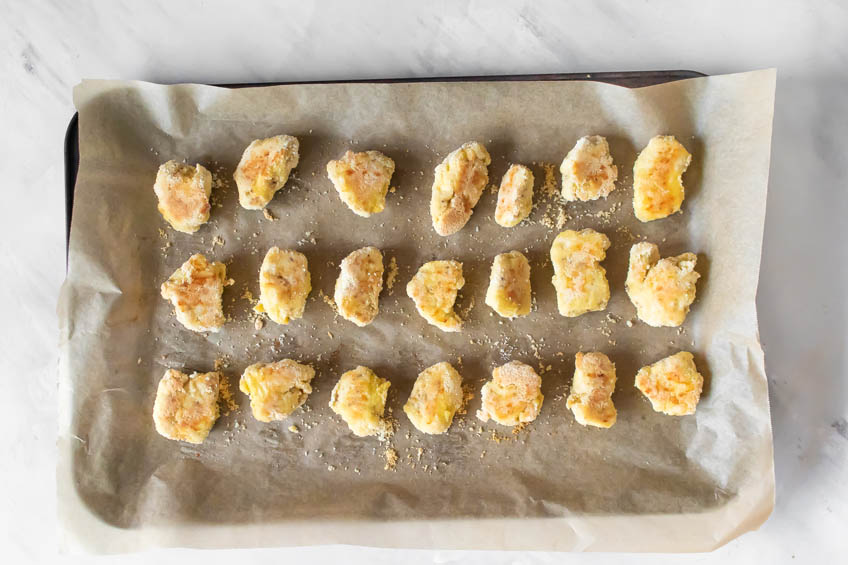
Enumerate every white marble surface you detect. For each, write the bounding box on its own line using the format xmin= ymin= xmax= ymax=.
xmin=1 ymin=0 xmax=845 ymax=562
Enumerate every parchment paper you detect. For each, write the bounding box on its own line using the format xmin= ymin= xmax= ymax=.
xmin=57 ymin=70 xmax=776 ymax=553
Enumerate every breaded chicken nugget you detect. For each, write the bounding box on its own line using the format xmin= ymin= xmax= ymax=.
xmin=485 ymin=251 xmax=532 ymax=318
xmin=633 ymin=135 xmax=691 ymax=222
xmin=403 ymin=361 xmax=463 ymax=434
xmin=327 ymin=150 xmax=395 ymax=217
xmin=626 ymin=242 xmax=699 ymax=327
xmin=160 ymin=253 xmax=231 ymax=332
xmin=234 ymin=135 xmax=299 ymax=210
xmin=239 ymin=359 xmax=315 ymax=422
xmin=255 ymin=247 xmax=311 ymax=325
xmin=550 ymin=229 xmax=610 ymax=317
xmin=430 ymin=141 xmax=491 ymax=235
xmin=566 ymin=352 xmax=616 ymax=428
xmin=153 ymin=369 xmax=220 ymax=444
xmin=406 ymin=260 xmax=465 ymax=332
xmin=477 ymin=361 xmax=543 ymax=426
xmin=329 ymin=366 xmax=391 ymax=437
xmin=560 ymin=136 xmax=617 ymax=202
xmin=153 ymin=161 xmax=212 ymax=233
xmin=334 ymin=246 xmax=384 ymax=327
xmin=635 ymin=351 xmax=704 ymax=416
xmin=494 ymin=164 xmax=534 ymax=227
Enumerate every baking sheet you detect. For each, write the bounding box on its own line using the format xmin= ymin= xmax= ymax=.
xmin=57 ymin=70 xmax=776 ymax=553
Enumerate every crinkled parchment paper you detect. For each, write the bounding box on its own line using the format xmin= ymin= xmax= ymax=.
xmin=58 ymin=70 xmax=776 ymax=553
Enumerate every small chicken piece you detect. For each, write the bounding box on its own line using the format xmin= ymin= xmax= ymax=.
xmin=403 ymin=362 xmax=463 ymax=434
xmin=477 ymin=361 xmax=543 ymax=426
xmin=329 ymin=366 xmax=391 ymax=437
xmin=635 ymin=352 xmax=704 ymax=416
xmin=153 ymin=161 xmax=213 ymax=233
xmin=239 ymin=359 xmax=315 ymax=422
xmin=255 ymin=247 xmax=311 ymax=325
xmin=406 ymin=260 xmax=465 ymax=332
xmin=327 ymin=150 xmax=395 ymax=217
xmin=334 ymin=246 xmax=384 ymax=327
xmin=566 ymin=352 xmax=617 ymax=428
xmin=234 ymin=135 xmax=300 ymax=210
xmin=494 ymin=164 xmax=534 ymax=227
xmin=550 ymin=229 xmax=610 ymax=317
xmin=153 ymin=369 xmax=220 ymax=444
xmin=560 ymin=135 xmax=618 ymax=202
xmin=633 ymin=135 xmax=692 ymax=222
xmin=430 ymin=141 xmax=491 ymax=236
xmin=160 ymin=253 xmax=231 ymax=332
xmin=485 ymin=251 xmax=532 ymax=318
xmin=626 ymin=242 xmax=699 ymax=327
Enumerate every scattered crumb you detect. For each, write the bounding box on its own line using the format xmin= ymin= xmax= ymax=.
xmin=541 ymin=162 xmax=557 ymax=197
xmin=456 ymin=383 xmax=475 ymax=416
xmin=218 ymin=376 xmax=239 ymax=416
xmin=214 ymin=355 xmax=232 ymax=371
xmin=318 ymin=289 xmax=338 ymax=314
xmin=384 ymin=447 xmax=398 ymax=471
xmin=254 ymin=317 xmax=264 ymax=331
xmin=288 ymin=424 xmax=299 ymax=433
xmin=262 ymin=209 xmax=276 ymax=221
xmin=385 ymin=256 xmax=399 ymax=293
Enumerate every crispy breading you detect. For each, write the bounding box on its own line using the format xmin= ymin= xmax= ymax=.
xmin=255 ymin=247 xmax=311 ymax=325
xmin=327 ymin=150 xmax=395 ymax=216
xmin=626 ymin=242 xmax=699 ymax=327
xmin=494 ymin=164 xmax=534 ymax=227
xmin=403 ymin=362 xmax=463 ymax=434
xmin=239 ymin=359 xmax=315 ymax=422
xmin=485 ymin=251 xmax=531 ymax=318
xmin=635 ymin=352 xmax=704 ymax=416
xmin=160 ymin=253 xmax=230 ymax=332
xmin=477 ymin=361 xmax=543 ymax=426
xmin=153 ymin=369 xmax=220 ymax=444
xmin=234 ymin=135 xmax=299 ymax=210
xmin=550 ymin=229 xmax=610 ymax=317
xmin=430 ymin=141 xmax=491 ymax=235
xmin=153 ymin=161 xmax=212 ymax=233
xmin=566 ymin=352 xmax=617 ymax=428
xmin=633 ymin=135 xmax=691 ymax=222
xmin=329 ymin=366 xmax=391 ymax=437
xmin=560 ymin=135 xmax=618 ymax=202
xmin=334 ymin=246 xmax=384 ymax=327
xmin=406 ymin=260 xmax=465 ymax=332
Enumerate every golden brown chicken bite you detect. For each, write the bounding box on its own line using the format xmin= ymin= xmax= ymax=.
xmin=406 ymin=260 xmax=465 ymax=332
xmin=430 ymin=141 xmax=491 ymax=235
xmin=239 ymin=359 xmax=315 ymax=422
xmin=153 ymin=369 xmax=220 ymax=444
xmin=477 ymin=361 xmax=543 ymax=426
xmin=485 ymin=251 xmax=532 ymax=318
xmin=160 ymin=253 xmax=231 ymax=332
xmin=327 ymin=150 xmax=395 ymax=217
xmin=494 ymin=164 xmax=534 ymax=227
xmin=255 ymin=247 xmax=311 ymax=325
xmin=403 ymin=362 xmax=463 ymax=434
xmin=329 ymin=366 xmax=391 ymax=437
xmin=334 ymin=246 xmax=384 ymax=327
xmin=153 ymin=161 xmax=213 ymax=233
xmin=635 ymin=352 xmax=704 ymax=416
xmin=560 ymin=135 xmax=618 ymax=202
xmin=550 ymin=229 xmax=610 ymax=317
xmin=234 ymin=135 xmax=299 ymax=210
xmin=566 ymin=352 xmax=617 ymax=428
xmin=625 ymin=242 xmax=699 ymax=327
xmin=633 ymin=135 xmax=692 ymax=222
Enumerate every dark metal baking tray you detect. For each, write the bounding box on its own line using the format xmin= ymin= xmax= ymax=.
xmin=64 ymin=70 xmax=705 ymax=254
